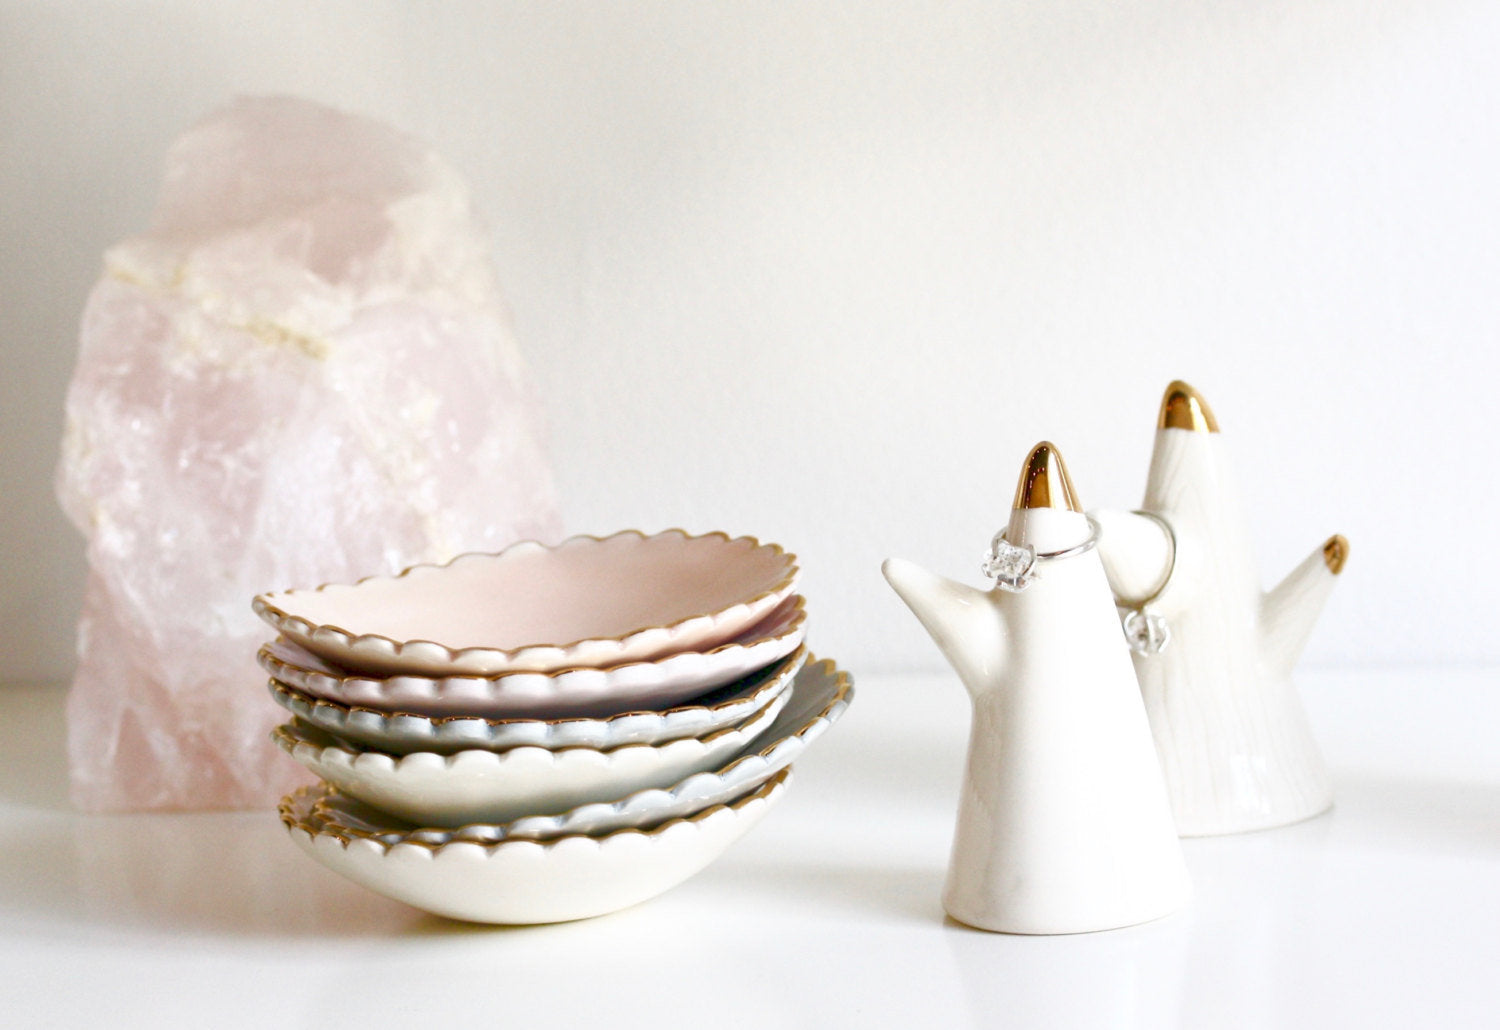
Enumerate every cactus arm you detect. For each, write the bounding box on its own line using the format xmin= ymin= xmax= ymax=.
xmin=1260 ymin=535 xmax=1348 ymax=678
xmin=881 ymin=557 xmax=1005 ymax=695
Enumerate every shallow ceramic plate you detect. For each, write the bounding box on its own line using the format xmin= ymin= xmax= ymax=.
xmin=279 ymin=770 xmax=789 ymax=924
xmin=272 ymin=679 xmax=789 ymax=826
xmin=266 ymin=647 xmax=806 ymax=754
xmin=314 ymin=656 xmax=852 ymax=844
xmin=256 ymin=596 xmax=807 ymax=718
xmin=252 ymin=529 xmax=799 ymax=676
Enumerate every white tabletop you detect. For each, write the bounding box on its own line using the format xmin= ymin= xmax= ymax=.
xmin=2 ymin=667 xmax=1497 ymax=1029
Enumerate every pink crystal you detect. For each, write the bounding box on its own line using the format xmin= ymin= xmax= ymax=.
xmin=55 ymin=96 xmax=561 ymax=812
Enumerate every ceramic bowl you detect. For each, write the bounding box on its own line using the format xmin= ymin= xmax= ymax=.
xmin=280 ymin=770 xmax=789 ymax=924
xmin=266 ymin=647 xmax=806 ymax=754
xmin=255 ymin=596 xmax=807 ymax=718
xmin=312 ymin=656 xmax=852 ymax=844
xmin=271 ymin=679 xmax=788 ymax=826
xmin=252 ymin=529 xmax=799 ymax=677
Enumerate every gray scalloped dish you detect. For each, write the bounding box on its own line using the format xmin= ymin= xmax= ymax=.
xmin=267 ymin=647 xmax=807 ymax=754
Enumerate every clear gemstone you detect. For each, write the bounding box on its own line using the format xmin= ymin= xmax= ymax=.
xmin=1122 ymin=608 xmax=1171 ymax=655
xmin=982 ymin=537 xmax=1035 ymax=589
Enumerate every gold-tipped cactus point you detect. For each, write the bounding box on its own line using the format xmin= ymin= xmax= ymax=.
xmin=1322 ymin=535 xmax=1349 ymax=575
xmin=1157 ymin=380 xmax=1220 ymax=433
xmin=1013 ymin=441 xmax=1083 ymax=512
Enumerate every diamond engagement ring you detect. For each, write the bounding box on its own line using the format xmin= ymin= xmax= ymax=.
xmin=1117 ymin=510 xmax=1175 ymax=656
xmin=981 ymin=516 xmax=1100 ymax=592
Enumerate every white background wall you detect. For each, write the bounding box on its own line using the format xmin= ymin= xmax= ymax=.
xmin=3 ymin=1 xmax=1496 ymax=683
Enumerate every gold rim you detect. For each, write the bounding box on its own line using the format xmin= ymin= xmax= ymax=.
xmin=278 ymin=767 xmax=793 ymax=855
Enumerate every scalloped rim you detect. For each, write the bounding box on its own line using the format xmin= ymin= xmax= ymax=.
xmin=265 ymin=646 xmax=808 ymax=753
xmin=279 ymin=767 xmax=792 ymax=856
xmin=271 ymin=670 xmax=791 ymax=775
xmin=255 ymin=596 xmax=808 ymax=716
xmin=251 ymin=529 xmax=800 ymax=676
xmin=310 ymin=658 xmax=851 ymax=844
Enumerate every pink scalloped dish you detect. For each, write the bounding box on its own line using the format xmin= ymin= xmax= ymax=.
xmin=251 ymin=529 xmax=800 ymax=677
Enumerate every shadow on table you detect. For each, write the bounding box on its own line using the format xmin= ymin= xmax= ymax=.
xmin=0 ymin=689 xmax=482 ymax=938
xmin=0 ymin=806 xmax=531 ymax=941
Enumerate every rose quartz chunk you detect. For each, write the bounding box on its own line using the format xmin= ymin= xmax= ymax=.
xmin=55 ymin=96 xmax=561 ymax=811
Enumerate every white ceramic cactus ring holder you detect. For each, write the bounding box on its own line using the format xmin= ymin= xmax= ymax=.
xmin=885 ymin=442 xmax=1191 ymax=935
xmin=981 ymin=516 xmax=1100 ymax=592
xmin=1117 ymin=510 xmax=1175 ymax=656
xmin=1093 ymin=380 xmax=1349 ymax=837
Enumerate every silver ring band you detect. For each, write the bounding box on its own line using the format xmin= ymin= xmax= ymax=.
xmin=1030 ymin=515 xmax=1101 ymax=562
xmin=981 ymin=515 xmax=1100 ymax=592
xmin=1126 ymin=510 xmax=1176 ymax=608
xmin=1117 ymin=510 xmax=1177 ymax=655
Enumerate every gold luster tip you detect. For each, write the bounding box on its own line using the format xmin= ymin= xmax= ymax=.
xmin=1012 ymin=441 xmax=1083 ymax=512
xmin=1323 ymin=535 xmax=1349 ymax=575
xmin=1158 ymin=380 xmax=1220 ymax=433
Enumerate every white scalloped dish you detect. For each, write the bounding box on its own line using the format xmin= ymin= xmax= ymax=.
xmin=313 ymin=657 xmax=852 ymax=844
xmin=266 ymin=647 xmax=806 ymax=754
xmin=256 ymin=596 xmax=807 ymax=718
xmin=252 ymin=530 xmax=799 ymax=677
xmin=272 ymin=677 xmax=790 ymax=826
xmin=279 ymin=770 xmax=790 ymax=924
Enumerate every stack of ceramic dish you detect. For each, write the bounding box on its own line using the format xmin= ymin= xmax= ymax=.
xmin=251 ymin=529 xmax=853 ymax=925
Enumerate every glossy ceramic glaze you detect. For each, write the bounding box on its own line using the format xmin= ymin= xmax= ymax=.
xmin=252 ymin=530 xmax=799 ymax=676
xmin=265 ymin=648 xmax=805 ymax=754
xmin=1093 ymin=382 xmax=1345 ymax=836
xmin=883 ymin=443 xmax=1190 ymax=935
xmin=272 ymin=680 xmax=789 ymax=826
xmin=311 ymin=656 xmax=852 ymax=844
xmin=278 ymin=771 xmax=790 ymax=924
xmin=255 ymin=596 xmax=807 ymax=718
